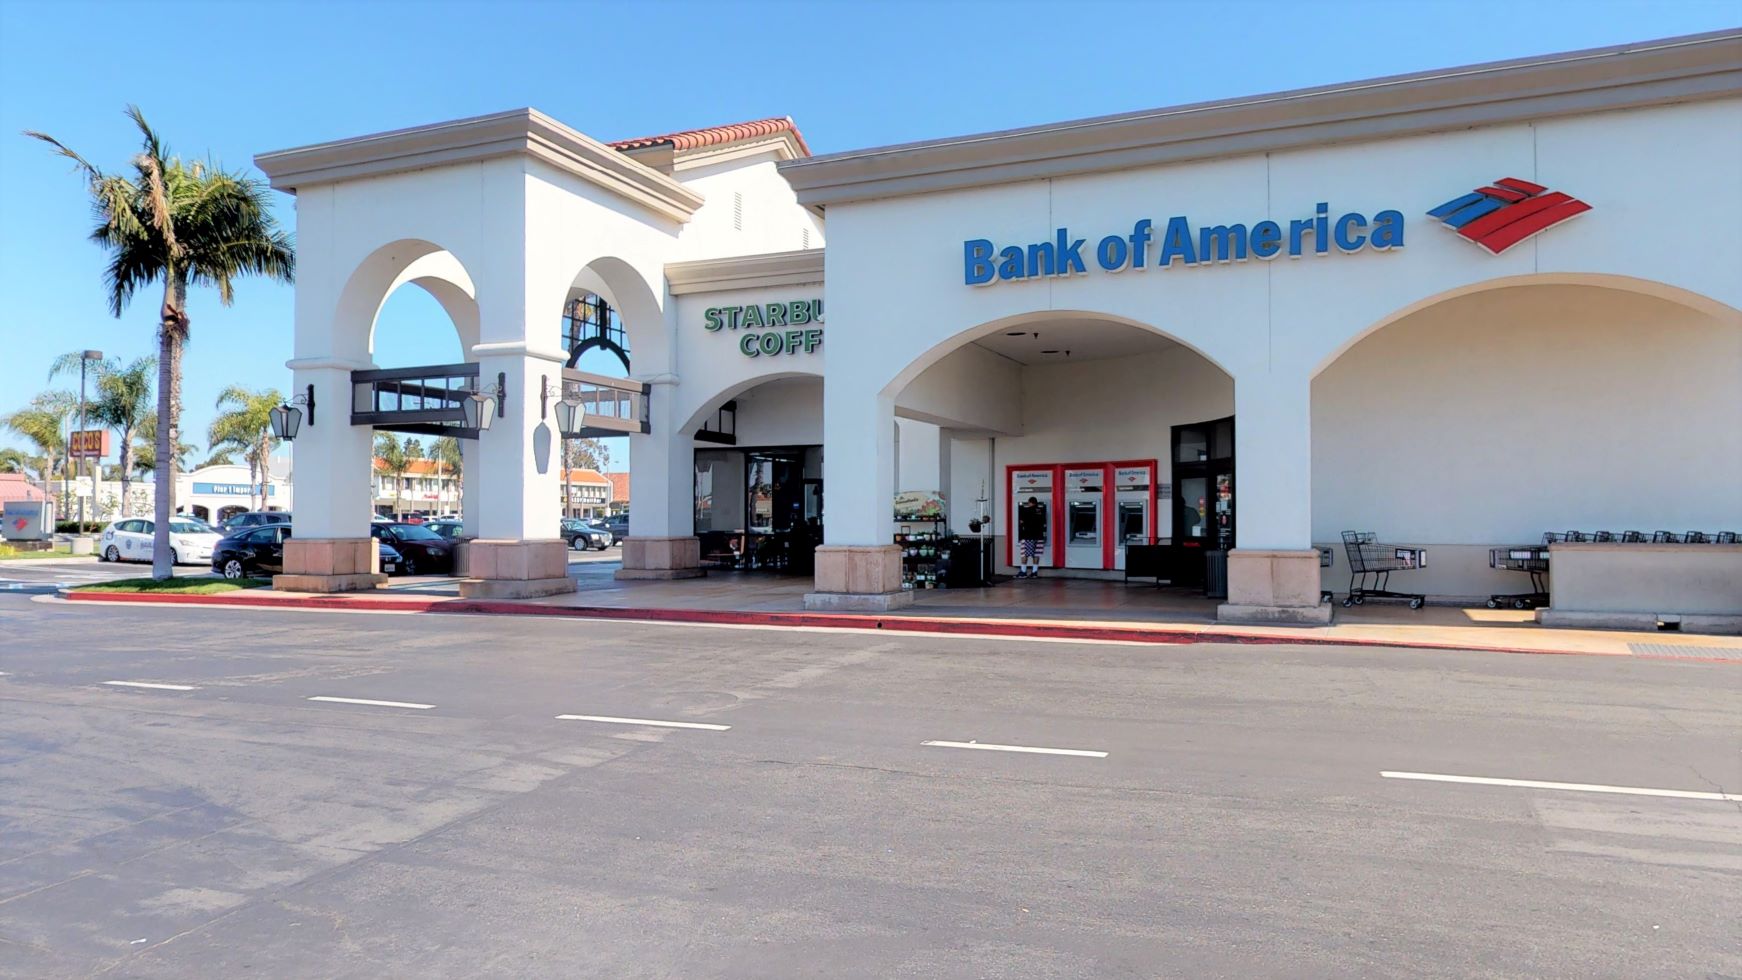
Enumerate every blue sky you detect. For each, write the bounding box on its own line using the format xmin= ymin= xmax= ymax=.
xmin=1 ymin=0 xmax=1734 ymax=465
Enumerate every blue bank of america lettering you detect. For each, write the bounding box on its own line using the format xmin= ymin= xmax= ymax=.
xmin=963 ymin=204 xmax=1405 ymax=285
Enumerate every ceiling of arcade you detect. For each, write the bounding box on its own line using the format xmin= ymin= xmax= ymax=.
xmin=970 ymin=318 xmax=1181 ymax=365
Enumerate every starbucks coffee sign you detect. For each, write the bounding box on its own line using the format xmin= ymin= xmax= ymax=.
xmin=703 ymin=299 xmax=824 ymax=357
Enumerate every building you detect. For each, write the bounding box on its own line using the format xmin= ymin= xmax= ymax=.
xmin=372 ymin=458 xmax=462 ymax=517
xmin=560 ymin=468 xmax=611 ymax=519
xmin=43 ymin=463 xmax=293 ymax=525
xmin=367 ymin=458 xmax=608 ymax=519
xmin=255 ymin=31 xmax=1741 ymax=629
xmin=604 ymin=471 xmax=630 ymax=514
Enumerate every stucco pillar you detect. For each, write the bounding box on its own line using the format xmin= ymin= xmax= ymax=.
xmin=458 ymin=343 xmax=573 ymax=598
xmin=1219 ymin=374 xmax=1329 ymax=624
xmin=808 ymin=380 xmax=909 ymax=610
xmin=620 ymin=381 xmax=702 ymax=579
xmin=274 ymin=360 xmax=385 ymax=593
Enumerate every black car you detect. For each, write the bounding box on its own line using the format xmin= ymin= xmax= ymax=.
xmin=424 ymin=519 xmax=464 ymax=541
xmin=220 ymin=510 xmax=292 ymax=533
xmin=369 ymin=522 xmax=457 ymax=575
xmin=560 ymin=518 xmax=610 ymax=550
xmin=212 ymin=525 xmax=403 ymax=577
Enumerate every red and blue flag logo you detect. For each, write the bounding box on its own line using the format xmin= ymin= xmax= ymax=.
xmin=1427 ymin=178 xmax=1590 ymax=254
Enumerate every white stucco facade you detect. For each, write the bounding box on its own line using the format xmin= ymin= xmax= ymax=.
xmin=256 ymin=31 xmax=1742 ymax=621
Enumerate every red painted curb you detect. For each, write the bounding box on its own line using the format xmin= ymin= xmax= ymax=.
xmin=61 ymin=588 xmax=1736 ymax=663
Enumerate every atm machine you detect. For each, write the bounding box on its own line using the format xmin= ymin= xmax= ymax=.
xmin=1063 ymin=467 xmax=1105 ymax=569
xmin=1008 ymin=467 xmax=1053 ymax=569
xmin=1112 ymin=464 xmax=1152 ymax=571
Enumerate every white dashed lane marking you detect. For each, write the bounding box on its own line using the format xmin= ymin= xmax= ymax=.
xmin=308 ymin=696 xmax=435 ymax=710
xmin=922 ymin=740 xmax=1108 ymax=759
xmin=556 ymin=714 xmax=730 ymax=731
xmin=1381 ymin=771 xmax=1741 ymax=802
xmin=103 ymin=680 xmax=198 ymax=691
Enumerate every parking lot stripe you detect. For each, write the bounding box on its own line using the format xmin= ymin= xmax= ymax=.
xmin=308 ymin=696 xmax=435 ymax=710
xmin=921 ymin=739 xmax=1108 ymax=758
xmin=555 ymin=714 xmax=730 ymax=731
xmin=103 ymin=680 xmax=197 ymax=691
xmin=1380 ymin=770 xmax=1741 ymax=802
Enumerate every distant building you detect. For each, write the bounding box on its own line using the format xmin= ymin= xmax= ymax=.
xmin=604 ymin=471 xmax=629 ymax=514
xmin=42 ymin=463 xmax=293 ymax=525
xmin=560 ymin=468 xmax=611 ymax=519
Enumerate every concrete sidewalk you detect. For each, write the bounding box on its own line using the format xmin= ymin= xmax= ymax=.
xmin=59 ymin=569 xmax=1742 ymax=664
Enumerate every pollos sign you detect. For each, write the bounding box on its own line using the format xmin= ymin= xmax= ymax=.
xmin=964 ymin=203 xmax=1404 ymax=285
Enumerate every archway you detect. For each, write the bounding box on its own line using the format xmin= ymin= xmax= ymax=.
xmin=332 ymin=240 xmax=482 ymax=523
xmin=1311 ymin=275 xmax=1742 ymax=601
xmin=549 ymin=257 xmax=667 ymax=522
xmin=883 ymin=311 xmax=1235 ymax=583
xmin=682 ymin=372 xmax=825 ymax=574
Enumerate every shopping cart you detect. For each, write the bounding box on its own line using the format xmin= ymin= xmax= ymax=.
xmin=1487 ymin=545 xmax=1550 ymax=609
xmin=1340 ymin=531 xmax=1426 ymax=609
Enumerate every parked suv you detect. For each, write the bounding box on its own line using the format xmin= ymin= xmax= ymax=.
xmin=220 ymin=511 xmax=291 ymax=533
xmin=595 ymin=514 xmax=628 ymax=545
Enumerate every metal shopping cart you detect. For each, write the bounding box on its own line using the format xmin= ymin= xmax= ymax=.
xmin=1487 ymin=545 xmax=1550 ymax=609
xmin=1340 ymin=531 xmax=1426 ymax=609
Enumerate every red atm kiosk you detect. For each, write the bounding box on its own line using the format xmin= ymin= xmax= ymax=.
xmin=1006 ymin=459 xmax=1158 ymax=571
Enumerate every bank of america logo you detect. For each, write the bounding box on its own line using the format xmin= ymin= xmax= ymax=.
xmin=1427 ymin=178 xmax=1591 ymax=254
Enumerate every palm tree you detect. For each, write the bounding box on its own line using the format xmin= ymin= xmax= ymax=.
xmin=29 ymin=107 xmax=294 ymax=578
xmin=2 ymin=391 xmax=75 ymax=514
xmin=430 ymin=436 xmax=462 ymax=515
xmin=49 ymin=353 xmax=155 ymax=517
xmin=208 ymin=385 xmax=283 ymax=512
xmin=375 ymin=432 xmax=408 ymax=519
xmin=133 ymin=411 xmax=194 ymax=479
xmin=195 ymin=450 xmax=235 ymax=469
xmin=0 ymin=447 xmax=40 ymax=478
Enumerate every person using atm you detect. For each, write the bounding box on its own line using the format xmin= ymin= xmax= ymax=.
xmin=1016 ymin=495 xmax=1047 ymax=579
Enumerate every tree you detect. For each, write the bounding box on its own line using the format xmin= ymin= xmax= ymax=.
xmin=0 ymin=447 xmax=40 ymax=478
xmin=566 ymin=438 xmax=611 ymax=473
xmin=50 ymin=353 xmax=155 ymax=517
xmin=195 ymin=449 xmax=235 ymax=469
xmin=2 ymin=391 xmax=75 ymax=513
xmin=133 ymin=411 xmax=194 ymax=478
xmin=29 ymin=107 xmax=294 ymax=578
xmin=375 ymin=432 xmax=408 ymax=519
xmin=208 ymin=385 xmax=283 ymax=512
xmin=430 ymin=436 xmax=462 ymax=515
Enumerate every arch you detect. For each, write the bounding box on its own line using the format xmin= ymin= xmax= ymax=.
xmin=552 ymin=255 xmax=667 ymax=376
xmin=677 ymin=368 xmax=825 ymax=438
xmin=1312 ymin=272 xmax=1742 ymax=380
xmin=880 ymin=309 xmax=1236 ymax=399
xmin=329 ymin=238 xmax=482 ymax=365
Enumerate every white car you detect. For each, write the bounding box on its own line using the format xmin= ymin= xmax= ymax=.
xmin=99 ymin=518 xmax=223 ymax=566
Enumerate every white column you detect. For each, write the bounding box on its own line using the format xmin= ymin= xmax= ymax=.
xmin=626 ymin=381 xmax=691 ymax=538
xmin=470 ymin=347 xmax=565 ymax=540
xmin=285 ymin=361 xmax=373 ymax=539
xmin=460 ymin=439 xmax=478 ymax=535
xmin=1234 ymin=373 xmax=1313 ymax=549
xmin=1219 ymin=371 xmax=1326 ymax=624
xmin=822 ymin=378 xmax=895 ymax=545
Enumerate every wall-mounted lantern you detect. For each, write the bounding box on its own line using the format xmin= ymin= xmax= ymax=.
xmin=269 ymin=384 xmax=316 ymax=440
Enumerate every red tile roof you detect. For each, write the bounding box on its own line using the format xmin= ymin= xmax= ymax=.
xmin=605 ymin=471 xmax=629 ymax=503
xmin=0 ymin=473 xmax=45 ymax=504
xmin=560 ymin=468 xmax=610 ymax=485
xmin=609 ymin=117 xmax=810 ymax=157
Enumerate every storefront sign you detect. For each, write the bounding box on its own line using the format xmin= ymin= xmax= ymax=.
xmin=192 ymin=482 xmax=275 ymax=497
xmin=68 ymin=429 xmax=111 ymax=459
xmin=703 ymin=299 xmax=825 ymax=357
xmin=964 ymin=205 xmax=1404 ymax=285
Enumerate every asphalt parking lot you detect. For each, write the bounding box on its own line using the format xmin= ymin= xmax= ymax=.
xmin=1 ymin=595 xmax=1737 ymax=978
